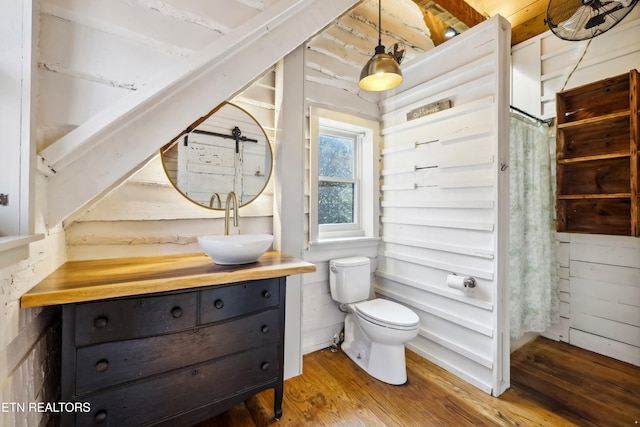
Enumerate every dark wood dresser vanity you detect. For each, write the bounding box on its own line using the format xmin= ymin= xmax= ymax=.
xmin=21 ymin=252 xmax=315 ymax=427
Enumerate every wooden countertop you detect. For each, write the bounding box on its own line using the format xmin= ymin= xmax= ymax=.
xmin=21 ymin=251 xmax=315 ymax=308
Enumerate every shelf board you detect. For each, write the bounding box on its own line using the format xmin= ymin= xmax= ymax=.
xmin=557 ymin=152 xmax=630 ymax=164
xmin=557 ymin=111 xmax=630 ymax=129
xmin=557 ymin=193 xmax=631 ymax=200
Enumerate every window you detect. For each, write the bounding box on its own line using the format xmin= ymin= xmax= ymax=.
xmin=309 ymin=107 xmax=379 ymax=243
xmin=318 ymin=128 xmax=360 ymax=232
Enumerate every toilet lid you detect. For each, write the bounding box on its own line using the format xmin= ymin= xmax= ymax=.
xmin=355 ymin=299 xmax=420 ymax=328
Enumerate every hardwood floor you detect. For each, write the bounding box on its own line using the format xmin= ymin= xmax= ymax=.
xmin=195 ymin=337 xmax=640 ymax=426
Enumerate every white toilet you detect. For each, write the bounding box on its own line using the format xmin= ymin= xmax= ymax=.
xmin=329 ymin=257 xmax=420 ymax=385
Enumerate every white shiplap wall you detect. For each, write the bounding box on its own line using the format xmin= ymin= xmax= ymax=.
xmin=298 ymin=0 xmax=433 ymax=355
xmin=378 ymin=16 xmax=511 ymax=396
xmin=568 ymin=234 xmax=640 ymax=366
xmin=511 ymin=9 xmax=640 ymax=366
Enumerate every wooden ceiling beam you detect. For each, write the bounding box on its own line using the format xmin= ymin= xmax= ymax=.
xmin=420 ymin=9 xmax=448 ymax=46
xmin=414 ymin=0 xmax=551 ymax=46
xmin=413 ymin=0 xmax=486 ymax=29
xmin=511 ymin=11 xmax=549 ymax=45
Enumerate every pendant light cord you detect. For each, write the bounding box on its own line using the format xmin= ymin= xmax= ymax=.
xmin=374 ymin=0 xmax=385 ymax=53
xmin=378 ymin=0 xmax=382 ymax=46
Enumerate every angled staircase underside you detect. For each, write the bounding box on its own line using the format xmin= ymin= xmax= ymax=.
xmin=38 ymin=0 xmax=359 ymax=226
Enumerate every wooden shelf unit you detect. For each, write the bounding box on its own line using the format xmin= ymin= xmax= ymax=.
xmin=555 ymin=69 xmax=639 ymax=236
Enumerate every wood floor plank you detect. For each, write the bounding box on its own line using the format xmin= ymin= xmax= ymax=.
xmin=496 ymin=387 xmax=581 ymax=427
xmin=510 ymin=338 xmax=640 ymax=427
xmin=318 ymin=351 xmax=432 ymax=426
xmin=195 ymin=337 xmax=640 ymax=426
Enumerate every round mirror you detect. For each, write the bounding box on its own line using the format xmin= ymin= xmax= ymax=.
xmin=161 ymin=102 xmax=273 ymax=209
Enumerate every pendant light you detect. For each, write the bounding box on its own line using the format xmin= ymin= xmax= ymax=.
xmin=444 ymin=26 xmax=459 ymax=39
xmin=358 ymin=0 xmax=403 ymax=92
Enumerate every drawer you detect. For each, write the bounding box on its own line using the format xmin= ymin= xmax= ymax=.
xmin=200 ymin=278 xmax=279 ymax=324
xmin=74 ymin=292 xmax=197 ymax=346
xmin=75 ymin=345 xmax=280 ymax=427
xmin=75 ymin=309 xmax=280 ymax=395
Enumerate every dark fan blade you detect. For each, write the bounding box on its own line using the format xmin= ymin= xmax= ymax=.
xmin=585 ymin=4 xmax=623 ymax=28
xmin=547 ymin=0 xmax=638 ymax=40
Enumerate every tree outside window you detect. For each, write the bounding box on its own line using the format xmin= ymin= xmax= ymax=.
xmin=318 ymin=131 xmax=358 ymax=226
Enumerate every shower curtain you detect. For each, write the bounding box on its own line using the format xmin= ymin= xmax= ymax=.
xmin=509 ymin=113 xmax=559 ymax=339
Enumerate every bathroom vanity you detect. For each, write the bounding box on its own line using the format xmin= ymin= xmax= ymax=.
xmin=21 ymin=251 xmax=315 ymax=427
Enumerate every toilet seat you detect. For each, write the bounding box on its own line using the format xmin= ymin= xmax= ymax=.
xmin=354 ymin=299 xmax=419 ymax=330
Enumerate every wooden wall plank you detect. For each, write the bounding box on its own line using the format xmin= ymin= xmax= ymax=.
xmin=41 ymin=0 xmax=222 ymax=53
xmin=376 ymin=271 xmax=493 ymax=310
xmin=38 ymin=14 xmax=177 ymax=90
xmin=37 ymin=70 xmax=128 ymax=140
xmin=563 ymin=236 xmax=640 ymax=365
xmin=571 ymin=242 xmax=640 ymax=269
xmin=408 ymin=338 xmax=493 ymax=394
xmin=571 ymin=293 xmax=639 ymax=328
xmin=571 ymin=312 xmax=640 ymax=348
xmin=377 ymin=285 xmax=494 ymax=337
xmin=569 ymin=329 xmax=640 ymax=366
xmin=571 ymin=263 xmax=640 ymax=292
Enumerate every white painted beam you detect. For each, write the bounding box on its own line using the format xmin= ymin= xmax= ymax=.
xmin=274 ymin=46 xmax=306 ymax=379
xmin=40 ymin=0 xmax=359 ymax=226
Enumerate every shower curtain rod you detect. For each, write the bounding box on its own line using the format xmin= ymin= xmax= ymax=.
xmin=510 ymin=105 xmax=554 ymax=127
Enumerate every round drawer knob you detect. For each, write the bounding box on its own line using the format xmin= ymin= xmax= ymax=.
xmin=214 ymin=299 xmax=224 ymax=309
xmin=94 ymin=316 xmax=108 ymax=328
xmin=261 ymin=362 xmax=270 ymax=371
xmin=94 ymin=410 xmax=107 ymax=424
xmin=261 ymin=325 xmax=270 ymax=334
xmin=95 ymin=359 xmax=109 ymax=373
xmin=262 ymin=290 xmax=271 ymax=299
xmin=171 ymin=306 xmax=182 ymax=318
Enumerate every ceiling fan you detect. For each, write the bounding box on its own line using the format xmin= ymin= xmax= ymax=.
xmin=546 ymin=0 xmax=639 ymax=40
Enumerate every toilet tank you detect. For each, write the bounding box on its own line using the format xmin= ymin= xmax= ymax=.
xmin=329 ymin=257 xmax=371 ymax=303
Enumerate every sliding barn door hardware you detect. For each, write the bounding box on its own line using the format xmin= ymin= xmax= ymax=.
xmin=184 ymin=127 xmax=258 ymax=153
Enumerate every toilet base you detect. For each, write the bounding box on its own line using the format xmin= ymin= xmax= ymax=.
xmin=341 ymin=314 xmax=409 ymax=385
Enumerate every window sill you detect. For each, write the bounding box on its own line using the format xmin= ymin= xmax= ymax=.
xmin=0 ymin=234 xmax=45 ymax=255
xmin=307 ymin=236 xmax=380 ymax=252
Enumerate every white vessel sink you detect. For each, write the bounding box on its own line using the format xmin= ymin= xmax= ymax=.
xmin=197 ymin=234 xmax=273 ymax=265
